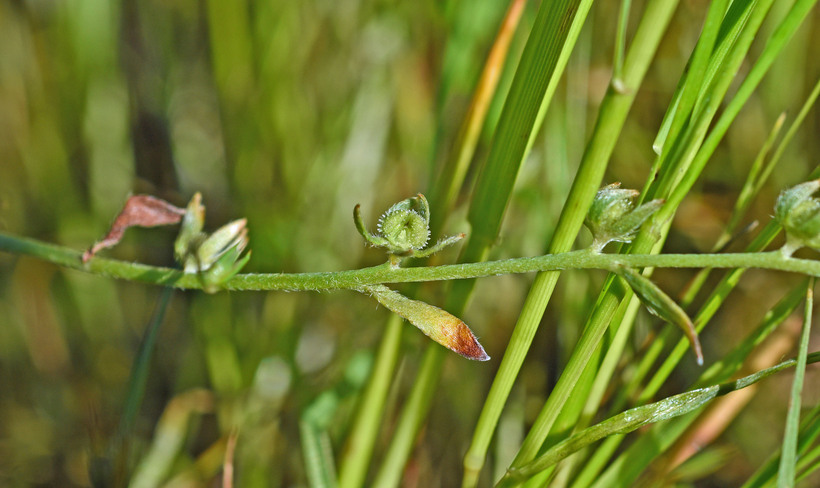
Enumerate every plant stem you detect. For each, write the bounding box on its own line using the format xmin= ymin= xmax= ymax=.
xmin=2 ymin=232 xmax=820 ymax=292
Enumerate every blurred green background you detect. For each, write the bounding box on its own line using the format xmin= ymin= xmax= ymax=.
xmin=1 ymin=0 xmax=819 ymax=486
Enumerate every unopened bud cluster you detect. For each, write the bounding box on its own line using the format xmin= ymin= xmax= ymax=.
xmin=585 ymin=183 xmax=663 ymax=252
xmin=174 ymin=193 xmax=250 ymax=292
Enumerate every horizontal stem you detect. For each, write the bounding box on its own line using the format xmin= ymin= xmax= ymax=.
xmin=1 ymin=231 xmax=818 ymax=292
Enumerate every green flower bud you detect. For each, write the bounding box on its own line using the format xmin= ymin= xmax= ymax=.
xmin=354 ymin=193 xmax=463 ymax=262
xmin=199 ymin=246 xmax=252 ymax=293
xmin=585 ymin=183 xmax=663 ymax=252
xmin=173 ymin=193 xmax=251 ymax=291
xmin=377 ymin=194 xmax=431 ymax=253
xmin=774 ymin=179 xmax=820 ymax=256
xmin=192 ymin=218 xmax=248 ymax=273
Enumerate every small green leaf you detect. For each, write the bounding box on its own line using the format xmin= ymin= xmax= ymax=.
xmin=359 ymin=284 xmax=489 ymax=361
xmin=615 ymin=265 xmax=703 ymax=365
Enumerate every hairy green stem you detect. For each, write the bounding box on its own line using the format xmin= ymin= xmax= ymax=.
xmin=2 ymin=232 xmax=820 ymax=292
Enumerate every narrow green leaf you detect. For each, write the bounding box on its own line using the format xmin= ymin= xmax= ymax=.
xmin=615 ymin=265 xmax=703 ymax=365
xmin=499 ymin=387 xmax=719 ymax=486
xmin=427 ymin=0 xmax=526 ymax=231
xmin=500 ymin=354 xmax=820 ymax=486
xmin=109 ymin=288 xmax=174 ymax=485
xmin=300 ymin=422 xmax=337 ymax=488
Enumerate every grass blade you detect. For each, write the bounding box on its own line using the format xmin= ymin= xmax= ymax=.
xmin=336 ymin=316 xmax=401 ymax=488
xmin=778 ymin=278 xmax=814 ymax=486
xmin=743 ymin=402 xmax=820 ymax=488
xmin=105 ymin=287 xmax=173 ymax=485
xmin=301 ymin=393 xmax=340 ymax=488
xmin=500 ymin=0 xmax=684 ymax=473
xmin=499 ymin=352 xmax=820 ymax=487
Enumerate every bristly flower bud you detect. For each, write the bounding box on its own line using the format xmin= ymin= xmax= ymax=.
xmin=774 ymin=179 xmax=820 ymax=257
xmin=354 ymin=193 xmax=464 ymax=263
xmin=378 ymin=194 xmax=431 ymax=253
xmin=585 ymin=183 xmax=663 ymax=252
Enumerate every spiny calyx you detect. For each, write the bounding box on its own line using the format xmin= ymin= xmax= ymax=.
xmin=355 ymin=193 xmax=464 ymax=262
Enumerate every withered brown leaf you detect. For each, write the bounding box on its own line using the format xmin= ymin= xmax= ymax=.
xmin=82 ymin=195 xmax=186 ymax=263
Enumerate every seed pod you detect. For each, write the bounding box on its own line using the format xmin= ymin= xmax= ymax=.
xmin=360 ymin=284 xmax=489 ymax=361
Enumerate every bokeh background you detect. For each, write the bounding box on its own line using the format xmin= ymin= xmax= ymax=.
xmin=1 ymin=0 xmax=819 ymax=486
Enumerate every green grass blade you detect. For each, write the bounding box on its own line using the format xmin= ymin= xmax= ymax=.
xmin=796 ymin=444 xmax=820 ymax=483
xmin=301 ymin=392 xmax=340 ymax=488
xmin=370 ymin=345 xmax=446 ymax=487
xmin=336 ymin=315 xmax=402 ymax=488
xmin=777 ymin=279 xmax=814 ymax=487
xmin=461 ymin=0 xmax=581 ymax=257
xmin=500 ymin=353 xmax=820 ymax=487
xmin=611 ymin=0 xmax=632 ymax=84
xmin=575 ymin=277 xmax=807 ymax=486
xmin=627 ymin=0 xmax=818 ymax=406
xmin=742 ymin=402 xmax=820 ymax=488
xmin=466 ymin=1 xmax=683 ymax=482
xmin=653 ymin=0 xmax=729 ymax=163
xmin=119 ymin=287 xmax=173 ymax=438
xmin=300 ymin=421 xmax=337 ymax=488
xmin=428 ymin=0 xmax=526 ymax=230
xmin=107 ymin=287 xmax=173 ymax=484
xmin=130 ymin=390 xmax=214 ymax=488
